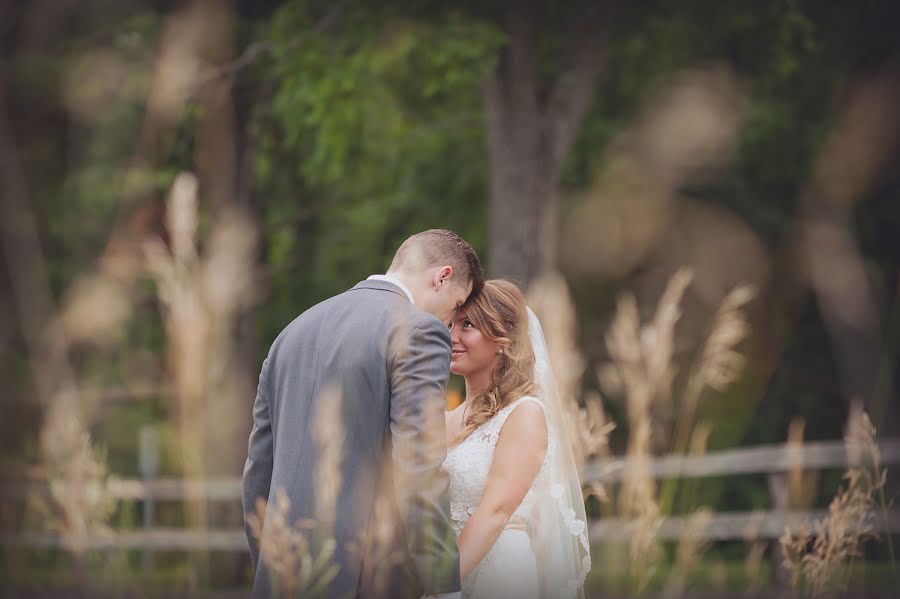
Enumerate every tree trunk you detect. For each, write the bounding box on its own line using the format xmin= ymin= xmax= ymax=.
xmin=484 ymin=1 xmax=617 ymax=285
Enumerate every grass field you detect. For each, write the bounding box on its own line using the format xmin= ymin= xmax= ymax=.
xmin=3 ymin=546 xmax=898 ymax=596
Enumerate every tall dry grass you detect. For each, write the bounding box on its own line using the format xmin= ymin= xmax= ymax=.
xmin=247 ymin=489 xmax=339 ymax=599
xmin=785 ymin=418 xmax=820 ymax=511
xmin=312 ymin=385 xmax=345 ymax=526
xmin=29 ymin=396 xmax=114 ymax=550
xmin=601 ymin=269 xmax=693 ymax=590
xmin=349 ymin=493 xmax=408 ymax=594
xmin=662 ymin=508 xmax=712 ymax=599
xmin=779 ymin=402 xmax=888 ymax=596
xmin=670 ymin=282 xmax=755 ymax=456
xmin=527 ymin=273 xmax=615 ymax=502
xmin=576 ymin=391 xmax=616 ymax=503
xmin=530 ymin=268 xmax=756 ymax=594
xmin=595 ymin=267 xmax=755 ymax=593
xmin=250 ymin=384 xmax=405 ymax=597
xmin=144 ymin=172 xmax=258 ymax=531
xmin=738 ymin=510 xmax=770 ymax=592
xmin=26 ymin=394 xmax=115 ymax=588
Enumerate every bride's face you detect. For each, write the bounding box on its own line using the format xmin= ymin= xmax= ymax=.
xmin=448 ymin=311 xmax=501 ymax=377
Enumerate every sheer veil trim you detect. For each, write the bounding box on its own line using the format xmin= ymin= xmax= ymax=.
xmin=526 ymin=307 xmax=590 ymax=598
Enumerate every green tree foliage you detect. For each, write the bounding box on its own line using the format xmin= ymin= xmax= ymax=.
xmin=247 ymin=2 xmax=503 ymax=336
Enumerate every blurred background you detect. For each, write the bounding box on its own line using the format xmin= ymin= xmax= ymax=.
xmin=1 ymin=0 xmax=899 ymax=596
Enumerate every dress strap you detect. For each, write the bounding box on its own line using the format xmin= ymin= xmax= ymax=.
xmin=487 ymin=396 xmax=546 ymax=435
xmin=502 ymin=395 xmax=543 ymax=416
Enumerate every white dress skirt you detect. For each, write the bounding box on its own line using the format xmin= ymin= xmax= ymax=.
xmin=442 ymin=397 xmax=551 ymax=599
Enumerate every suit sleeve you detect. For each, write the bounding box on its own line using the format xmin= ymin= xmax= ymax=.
xmin=389 ymin=316 xmax=461 ymax=594
xmin=242 ymin=356 xmax=273 ymax=572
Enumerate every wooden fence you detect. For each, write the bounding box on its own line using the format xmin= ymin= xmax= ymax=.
xmin=3 ymin=435 xmax=899 ymax=552
xmin=588 ymin=437 xmax=900 ymax=541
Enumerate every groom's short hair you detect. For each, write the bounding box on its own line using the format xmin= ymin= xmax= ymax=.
xmin=391 ymin=229 xmax=484 ymax=295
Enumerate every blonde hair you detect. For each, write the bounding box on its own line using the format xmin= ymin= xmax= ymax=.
xmin=451 ymin=279 xmax=538 ymax=446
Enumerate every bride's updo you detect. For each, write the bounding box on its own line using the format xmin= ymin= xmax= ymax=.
xmin=452 ymin=279 xmax=538 ymax=446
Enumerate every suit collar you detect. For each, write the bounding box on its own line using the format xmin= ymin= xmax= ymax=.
xmin=366 ymin=274 xmax=414 ymax=303
xmin=351 ymin=279 xmax=412 ymax=302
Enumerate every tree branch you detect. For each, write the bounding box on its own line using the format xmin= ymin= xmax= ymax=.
xmin=545 ymin=0 xmax=620 ymax=168
xmin=194 ymin=0 xmax=348 ymax=90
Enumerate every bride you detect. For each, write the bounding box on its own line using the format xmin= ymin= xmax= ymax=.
xmin=442 ymin=279 xmax=591 ymax=599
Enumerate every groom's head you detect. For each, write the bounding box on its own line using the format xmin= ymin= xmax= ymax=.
xmin=388 ymin=229 xmax=483 ymax=324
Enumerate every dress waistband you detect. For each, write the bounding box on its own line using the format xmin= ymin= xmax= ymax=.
xmin=504 ymin=517 xmax=528 ymax=532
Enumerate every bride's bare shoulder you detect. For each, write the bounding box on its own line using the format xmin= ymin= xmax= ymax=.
xmin=445 ymin=402 xmax=465 ymax=438
xmin=445 ymin=402 xmax=464 ymax=419
xmin=501 ymin=398 xmax=547 ymax=438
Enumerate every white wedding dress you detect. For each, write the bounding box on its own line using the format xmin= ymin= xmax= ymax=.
xmin=441 ymin=308 xmax=591 ymax=599
xmin=443 ymin=396 xmax=552 ymax=598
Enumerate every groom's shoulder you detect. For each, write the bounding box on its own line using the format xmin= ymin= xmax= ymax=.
xmin=338 ymin=282 xmax=436 ymax=325
xmin=346 ymin=290 xmax=448 ymax=340
xmin=392 ymin=310 xmax=451 ymax=351
xmin=270 ymin=289 xmax=353 ymax=337
xmin=279 ymin=284 xmax=444 ymax=335
xmin=408 ymin=310 xmax=447 ymax=333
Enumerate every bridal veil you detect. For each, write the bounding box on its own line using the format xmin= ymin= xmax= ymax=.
xmin=525 ymin=307 xmax=591 ymax=598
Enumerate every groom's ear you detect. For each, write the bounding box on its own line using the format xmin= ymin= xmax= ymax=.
xmin=434 ymin=265 xmax=453 ymax=288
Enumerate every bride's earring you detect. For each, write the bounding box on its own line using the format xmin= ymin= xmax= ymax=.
xmin=497 ymin=348 xmax=504 ymax=355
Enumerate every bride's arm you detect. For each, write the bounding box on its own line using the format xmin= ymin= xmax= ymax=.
xmin=456 ymin=402 xmax=548 ymax=580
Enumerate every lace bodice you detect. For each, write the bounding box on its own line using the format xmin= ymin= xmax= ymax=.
xmin=442 ymin=396 xmax=555 ymax=534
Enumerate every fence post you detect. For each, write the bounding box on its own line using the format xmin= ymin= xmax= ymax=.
xmin=138 ymin=426 xmax=160 ymax=576
xmin=767 ymin=472 xmax=790 ymax=589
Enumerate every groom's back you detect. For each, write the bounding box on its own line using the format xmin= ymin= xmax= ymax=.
xmin=264 ymin=282 xmax=420 ymax=511
xmin=244 ymin=279 xmax=457 ymax=599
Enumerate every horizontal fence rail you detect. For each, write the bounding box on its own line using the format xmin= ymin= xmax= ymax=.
xmin=4 ymin=509 xmax=900 ymax=550
xmin=2 ymin=438 xmax=899 ymax=550
xmin=0 ymin=478 xmax=243 ymax=502
xmin=1 ymin=529 xmax=247 ymax=551
xmin=582 ymin=438 xmax=900 ymax=483
xmin=591 ymin=509 xmax=900 ymax=542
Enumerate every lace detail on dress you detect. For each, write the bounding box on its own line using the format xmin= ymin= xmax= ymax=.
xmin=443 ymin=396 xmax=550 ymax=535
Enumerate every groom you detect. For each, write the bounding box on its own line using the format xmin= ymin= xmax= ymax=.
xmin=242 ymin=229 xmax=483 ymax=599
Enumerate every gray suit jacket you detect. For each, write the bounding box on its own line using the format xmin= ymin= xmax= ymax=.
xmin=242 ymin=280 xmax=461 ymax=599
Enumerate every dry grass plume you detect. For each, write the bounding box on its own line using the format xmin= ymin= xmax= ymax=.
xmin=779 ymin=402 xmax=886 ymax=596
xmin=28 ymin=396 xmax=114 ymax=554
xmin=598 ymin=268 xmax=755 ymax=593
xmin=143 ymin=172 xmax=258 ymax=532
xmin=247 ymin=488 xmax=339 ymax=599
xmin=527 ymin=273 xmax=615 ymax=501
xmin=603 ymin=269 xmax=694 ymax=590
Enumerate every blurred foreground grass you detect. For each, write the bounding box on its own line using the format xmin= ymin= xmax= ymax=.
xmin=2 ymin=549 xmax=251 ymax=592
xmin=3 ymin=547 xmax=897 ymax=595
xmin=586 ymin=557 xmax=898 ymax=594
